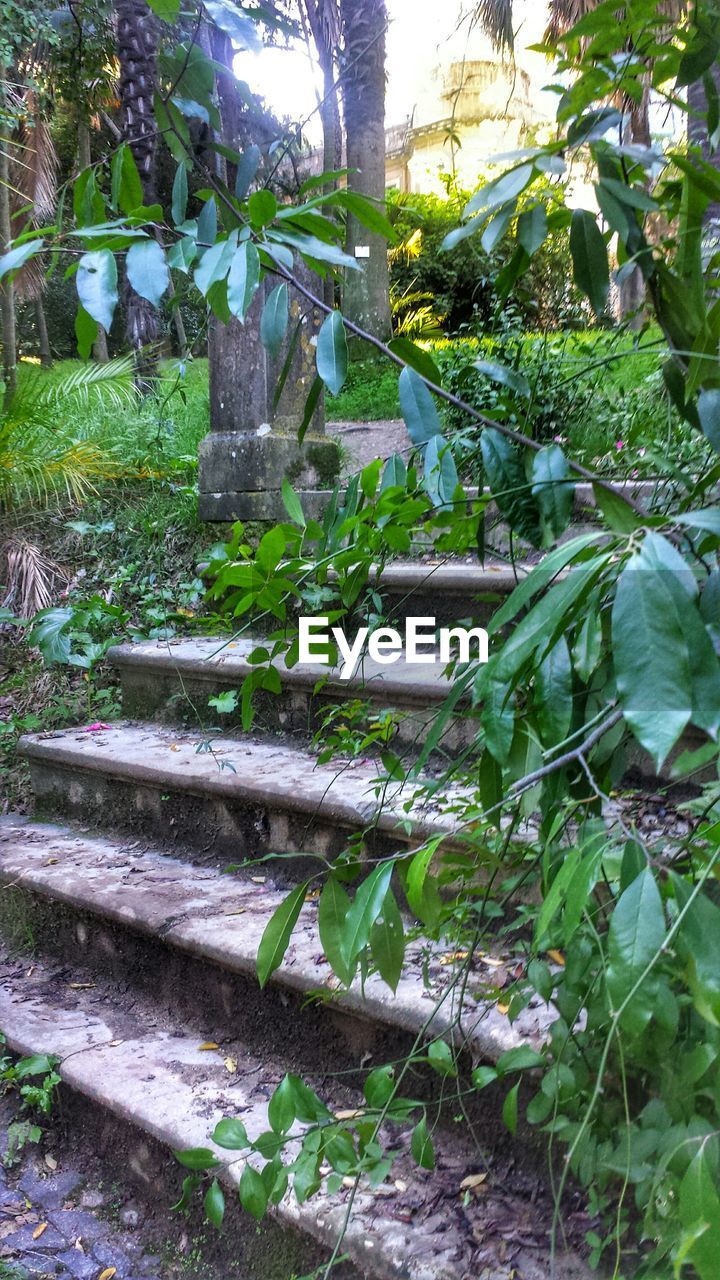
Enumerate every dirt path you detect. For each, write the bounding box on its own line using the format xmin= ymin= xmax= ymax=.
xmin=327 ymin=418 xmax=410 ymax=477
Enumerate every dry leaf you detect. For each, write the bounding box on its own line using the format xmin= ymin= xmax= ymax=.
xmin=394 ymin=1179 xmax=407 ymax=1192
xmin=547 ymin=949 xmax=566 ymax=967
xmin=224 ymin=1057 xmax=238 ymax=1074
xmin=44 ymin=858 xmax=59 ymax=866
xmin=460 ymin=1173 xmax=487 ymax=1191
xmin=334 ymin=1109 xmax=364 ymax=1121
xmin=198 ymin=1042 xmax=220 ymax=1051
xmin=32 ymin=1223 xmax=48 ymax=1240
xmin=496 ymin=1001 xmax=510 ymax=1015
xmin=304 ymin=888 xmax=320 ymax=901
xmin=440 ymin=950 xmax=468 ymax=965
xmin=98 ymin=1269 xmax=117 ymax=1280
xmin=170 ymin=744 xmax=180 ymax=752
xmin=107 ymin=1040 xmax=123 ymax=1048
xmin=224 ymin=908 xmax=246 ymax=916
xmin=482 ymin=956 xmax=505 ymax=969
xmin=69 ymin=983 xmax=95 ymax=990
xmin=44 ymin=1154 xmax=58 ymax=1171
xmin=251 ymin=876 xmax=266 ymax=884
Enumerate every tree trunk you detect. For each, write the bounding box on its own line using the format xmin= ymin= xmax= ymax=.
xmin=339 ymin=0 xmax=391 ymax=340
xmin=688 ymin=66 xmax=720 ymax=237
xmin=0 ymin=82 xmax=17 ymax=408
xmin=114 ymin=0 xmax=162 ymax=389
xmin=35 ymin=298 xmax=51 ymax=366
xmin=168 ymin=274 xmax=188 ymax=358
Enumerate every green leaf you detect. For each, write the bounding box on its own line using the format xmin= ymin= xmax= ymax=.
xmin=502 ymin=1082 xmax=520 ymax=1135
xmin=341 ymin=863 xmax=395 ymax=970
xmin=612 ymin=542 xmax=693 ymax=767
xmin=364 ymin=1065 xmax=395 ymax=1108
xmin=111 ymin=144 xmax=143 ymax=215
xmin=427 ymin=1039 xmax=457 ymax=1078
xmin=678 ymin=1148 xmax=720 ymax=1279
xmin=481 ymin=679 xmax=515 ymax=766
xmin=204 ymin=0 xmax=261 ymax=50
xmin=208 ymin=690 xmax=238 ymax=715
xmin=675 ymin=880 xmax=720 ymax=1027
xmin=285 ymin=1074 xmax=331 ymax=1123
xmin=607 ymin=868 xmax=665 ymax=1012
xmin=268 ymin=1075 xmax=296 ymax=1134
xmin=256 ymin=881 xmax=310 ymax=988
xmin=235 ymin=146 xmax=262 ymax=200
xmin=126 ymin=239 xmax=169 ymax=306
xmin=388 ymin=337 xmax=442 ymax=386
xmin=399 ymin=366 xmax=441 ymax=445
xmin=239 ymin=1165 xmax=268 ymax=1221
xmin=517 ymin=203 xmax=547 ymax=257
xmin=197 ymin=196 xmax=217 ymax=250
xmin=249 ymin=189 xmax=278 ymax=228
xmin=472 ymin=1065 xmax=498 ymax=1090
xmin=172 ymin=165 xmax=188 ymax=225
xmin=0 ymin=238 xmax=44 ymax=284
xmin=496 ymin=1046 xmax=546 ymax=1074
xmin=532 ymin=445 xmax=574 ymax=545
xmin=318 ymin=876 xmax=353 ymax=986
xmin=698 ymin=389 xmax=720 ymax=453
xmin=212 ymin=1117 xmax=250 ymax=1150
xmin=298 ymin=376 xmax=323 ymax=444
xmin=227 ymin=242 xmax=261 ymax=322
xmin=592 ymin=483 xmax=638 ymax=532
xmin=260 ymin=283 xmax=289 ymax=359
xmin=473 ymin=359 xmax=530 ymax=398
xmin=535 ymin=637 xmax=573 ymax=747
xmin=28 ymin=608 xmax=73 ymax=665
xmin=481 ymin=427 xmax=541 ymax=546
xmin=570 ymin=209 xmax=609 ymax=315
xmin=369 ymin=889 xmax=405 ymax=993
xmin=281 ymin=478 xmax=305 ymax=526
xmin=194 ymin=234 xmax=236 ymax=297
xmin=424 ymin=433 xmax=458 ymax=508
xmin=316 ymin=311 xmax=348 ymax=397
xmin=76 ymin=250 xmax=118 ymax=332
xmin=410 ymin=1115 xmax=435 ymax=1169
xmin=572 ymin=610 xmax=602 ymax=682
xmin=146 ymin=0 xmax=179 ymax=18
xmin=405 ymin=841 xmax=443 ymax=929
xmin=75 ymin=305 xmax=97 ymax=360
xmin=204 ymin=1179 xmax=225 ymax=1229
xmin=174 ymin=1147 xmax=220 ymax=1170
xmin=465 ymin=164 xmax=534 ymax=216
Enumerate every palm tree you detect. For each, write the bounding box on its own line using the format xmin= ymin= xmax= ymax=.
xmin=114 ymin=0 xmax=162 ymax=385
xmin=339 ymin=0 xmax=391 ymax=339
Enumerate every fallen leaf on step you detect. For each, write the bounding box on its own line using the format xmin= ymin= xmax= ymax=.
xmin=496 ymin=1001 xmax=510 ymax=1015
xmin=44 ymin=859 xmax=59 ymax=866
xmin=32 ymin=1223 xmax=48 ymax=1240
xmin=305 ymin=888 xmax=320 ymax=901
xmin=547 ymin=949 xmax=565 ymax=967
xmin=224 ymin=1057 xmax=238 ymax=1074
xmin=482 ymin=956 xmax=505 ymax=968
xmin=108 ymin=1040 xmax=123 ymax=1048
xmin=224 ymin=908 xmax=246 ymax=916
xmin=394 ymin=1180 xmax=407 ymax=1192
xmin=251 ymin=876 xmax=266 ymax=884
xmin=82 ymin=723 xmax=112 ymax=732
xmin=198 ymin=1042 xmax=220 ymax=1052
xmin=44 ymin=1155 xmax=58 ymax=1171
xmin=170 ymin=744 xmax=180 ymax=752
xmin=98 ymin=1269 xmax=117 ymax=1280
xmin=69 ymin=983 xmax=96 ymax=990
xmin=440 ymin=950 xmax=468 ymax=965
xmin=334 ymin=1109 xmax=364 ymax=1121
xmin=460 ymin=1173 xmax=487 ymax=1191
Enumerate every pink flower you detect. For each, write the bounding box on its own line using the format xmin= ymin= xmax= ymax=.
xmin=615 ymin=440 xmax=625 ymax=451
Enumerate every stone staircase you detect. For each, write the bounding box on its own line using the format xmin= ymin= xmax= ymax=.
xmin=0 ymin=561 xmax=598 ymax=1279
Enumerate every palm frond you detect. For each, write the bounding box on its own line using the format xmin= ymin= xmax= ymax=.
xmin=461 ymin=0 xmax=515 ymax=52
xmin=38 ymin=354 xmax=138 ymax=410
xmin=0 ymin=539 xmax=65 ymax=619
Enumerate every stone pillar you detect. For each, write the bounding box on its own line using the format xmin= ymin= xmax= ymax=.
xmin=198 ymin=269 xmax=341 ymax=522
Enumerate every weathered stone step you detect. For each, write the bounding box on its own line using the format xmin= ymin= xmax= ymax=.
xmin=18 ymin=722 xmax=472 ymax=865
xmin=0 ymin=951 xmax=588 ymax=1279
xmin=0 ymin=818 xmax=544 ymax=1067
xmin=109 ymin=636 xmax=473 ymax=750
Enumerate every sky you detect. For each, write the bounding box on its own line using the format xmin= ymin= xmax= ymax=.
xmin=233 ymin=0 xmax=553 ymax=145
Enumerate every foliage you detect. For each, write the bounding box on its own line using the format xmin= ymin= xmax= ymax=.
xmin=0 ymin=1033 xmax=60 ymax=1167
xmin=7 ymin=0 xmax=720 ymax=1273
xmin=388 ymin=184 xmax=587 ymax=333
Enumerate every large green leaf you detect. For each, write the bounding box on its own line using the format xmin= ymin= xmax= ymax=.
xmin=76 ymin=250 xmax=118 ymax=332
xmin=111 ymin=144 xmax=143 ymax=215
xmin=316 ymin=311 xmax=348 ymax=396
xmin=399 ymin=367 xmax=442 ymax=445
xmin=678 ymin=1148 xmax=720 ymax=1280
xmin=675 ymin=880 xmax=720 ymax=1027
xmin=256 ymin=880 xmax=309 ymax=988
xmin=388 ymin=337 xmax=442 ymax=387
xmin=535 ymin=637 xmax=573 ymax=747
xmin=341 ymin=863 xmax=395 ymax=971
xmin=204 ymin=0 xmax=261 ymax=50
xmin=369 ymin=889 xmax=405 ymax=993
xmin=260 ymin=283 xmax=289 ymax=359
xmin=531 ymin=445 xmax=575 ymax=545
xmin=473 ymin=359 xmax=530 ymax=398
xmin=318 ymin=876 xmax=353 ymax=986
xmin=423 ymin=433 xmax=458 ymax=508
xmin=126 ymin=239 xmax=169 ymax=306
xmin=0 ymin=238 xmax=44 ymax=284
xmin=194 ymin=234 xmax=236 ymax=296
xmin=235 ymin=146 xmax=262 ymax=200
xmin=517 ymin=203 xmax=548 ymax=257
xmin=612 ymin=541 xmax=693 ymax=767
xmin=607 ymin=868 xmax=665 ymax=1011
xmin=570 ymin=209 xmax=609 ymax=315
xmin=28 ymin=608 xmax=73 ymax=664
xmin=227 ymin=242 xmax=260 ymax=321
xmin=698 ymin=388 xmax=720 ymax=453
xmin=464 ymin=164 xmax=535 ymax=217
xmin=171 ymin=164 xmax=188 ymax=225
xmin=480 ymin=427 xmax=541 ymax=546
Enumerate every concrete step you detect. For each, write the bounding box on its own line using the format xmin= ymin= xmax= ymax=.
xmin=0 ymin=948 xmax=589 ymax=1280
xmin=109 ymin=637 xmax=474 ymax=750
xmin=17 ymin=722 xmax=476 ymax=866
xmin=0 ymin=818 xmax=545 ymax=1068
xmin=349 ymin=560 xmax=528 ymax=626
